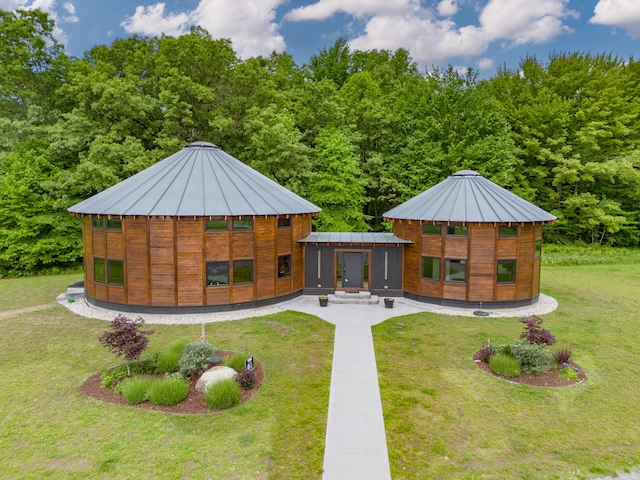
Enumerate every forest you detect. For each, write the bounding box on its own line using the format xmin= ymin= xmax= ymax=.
xmin=1 ymin=9 xmax=639 ymax=276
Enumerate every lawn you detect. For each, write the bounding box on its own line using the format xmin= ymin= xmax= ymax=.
xmin=373 ymin=263 xmax=640 ymax=479
xmin=0 ymin=275 xmax=334 ymax=479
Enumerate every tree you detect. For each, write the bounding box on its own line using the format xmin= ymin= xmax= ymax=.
xmin=98 ymin=315 xmax=154 ymax=375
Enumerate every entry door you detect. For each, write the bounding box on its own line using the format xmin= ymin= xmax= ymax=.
xmin=342 ymin=252 xmax=364 ymax=288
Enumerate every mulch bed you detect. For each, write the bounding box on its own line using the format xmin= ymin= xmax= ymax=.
xmin=80 ymin=353 xmax=264 ymax=414
xmin=472 ymin=350 xmax=586 ymax=387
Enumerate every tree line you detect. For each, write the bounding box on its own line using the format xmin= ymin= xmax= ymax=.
xmin=1 ymin=10 xmax=639 ymax=276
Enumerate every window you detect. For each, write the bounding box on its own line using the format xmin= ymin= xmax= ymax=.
xmin=278 ymin=217 xmax=291 ymax=228
xmin=108 ymin=260 xmax=124 ymax=285
xmin=445 ymin=259 xmax=466 ymax=282
xmin=423 ymin=224 xmax=442 ymax=235
xmin=106 ymin=218 xmax=122 ymax=230
xmin=446 ymin=225 xmax=467 ymax=236
xmin=535 ymin=239 xmax=542 ymax=257
xmin=206 ymin=219 xmax=228 ymax=231
xmin=278 ymin=255 xmax=291 ymax=278
xmin=499 ymin=225 xmax=518 ymax=237
xmin=422 ymin=257 xmax=440 ymax=280
xmin=94 ymin=258 xmax=105 ymax=282
xmin=497 ymin=260 xmax=516 ymax=283
xmin=233 ymin=260 xmax=254 ymax=284
xmin=92 ymin=217 xmax=104 ymax=229
xmin=206 ymin=261 xmax=229 ymax=286
xmin=233 ymin=219 xmax=253 ymax=231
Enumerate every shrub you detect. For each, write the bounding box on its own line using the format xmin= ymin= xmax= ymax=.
xmin=157 ymin=339 xmax=189 ymax=373
xmin=512 ymin=341 xmax=554 ymax=373
xmin=146 ymin=377 xmax=189 ymax=406
xmin=499 ymin=344 xmax=513 ymax=357
xmin=223 ymin=353 xmax=249 ymax=372
xmin=476 ymin=342 xmax=495 ymax=363
xmin=118 ymin=376 xmax=154 ymax=404
xmin=98 ymin=315 xmax=154 ymax=375
xmin=489 ymin=354 xmax=521 ymax=378
xmin=236 ymin=369 xmax=256 ymax=390
xmin=178 ymin=340 xmax=217 ymax=377
xmin=205 ymin=379 xmax=241 ymax=409
xmin=519 ymin=315 xmax=556 ymax=346
xmin=129 ymin=358 xmax=158 ymax=374
xmin=558 ymin=364 xmax=580 ymax=382
xmin=553 ymin=346 xmax=572 ymax=365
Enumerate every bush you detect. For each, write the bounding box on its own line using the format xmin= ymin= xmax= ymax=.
xmin=489 ymin=354 xmax=521 ymax=378
xmin=205 ymin=379 xmax=241 ymax=409
xmin=499 ymin=344 xmax=513 ymax=357
xmin=553 ymin=346 xmax=572 ymax=365
xmin=178 ymin=340 xmax=217 ymax=377
xmin=118 ymin=376 xmax=154 ymax=404
xmin=236 ymin=370 xmax=256 ymax=390
xmin=477 ymin=342 xmax=495 ymax=363
xmin=157 ymin=339 xmax=189 ymax=373
xmin=558 ymin=364 xmax=580 ymax=381
xmin=223 ymin=353 xmax=248 ymax=372
xmin=519 ymin=315 xmax=556 ymax=346
xmin=512 ymin=341 xmax=554 ymax=373
xmin=146 ymin=377 xmax=189 ymax=406
xmin=98 ymin=315 xmax=154 ymax=375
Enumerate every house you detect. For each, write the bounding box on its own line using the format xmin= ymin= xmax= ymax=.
xmin=69 ymin=143 xmax=555 ymax=312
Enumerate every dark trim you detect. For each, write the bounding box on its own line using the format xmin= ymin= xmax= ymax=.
xmin=371 ymin=289 xmax=403 ymax=297
xmin=403 ymin=291 xmax=540 ymax=309
xmin=85 ymin=290 xmax=303 ymax=314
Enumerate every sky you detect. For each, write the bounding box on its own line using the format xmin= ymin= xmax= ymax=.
xmin=2 ymin=0 xmax=640 ymax=76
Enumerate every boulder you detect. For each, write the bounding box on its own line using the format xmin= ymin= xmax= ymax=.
xmin=195 ymin=366 xmax=237 ymax=392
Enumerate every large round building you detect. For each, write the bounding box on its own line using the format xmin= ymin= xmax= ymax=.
xmin=383 ymin=170 xmax=556 ymax=307
xmin=68 ymin=141 xmax=320 ymax=313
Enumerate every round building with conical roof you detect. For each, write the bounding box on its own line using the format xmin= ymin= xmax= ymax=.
xmin=69 ymin=142 xmax=320 ymax=312
xmin=383 ymin=170 xmax=556 ymax=307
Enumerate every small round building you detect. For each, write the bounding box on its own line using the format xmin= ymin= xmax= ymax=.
xmin=68 ymin=141 xmax=320 ymax=313
xmin=383 ymin=170 xmax=556 ymax=307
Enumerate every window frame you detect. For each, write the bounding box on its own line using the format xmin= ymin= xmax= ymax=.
xmin=499 ymin=225 xmax=518 ymax=237
xmin=497 ymin=259 xmax=517 ymax=284
xmin=422 ymin=224 xmax=442 ymax=236
xmin=92 ymin=217 xmax=104 ymax=229
xmin=206 ymin=219 xmax=229 ymax=232
xmin=206 ymin=261 xmax=230 ymax=286
xmin=535 ymin=239 xmax=542 ymax=258
xmin=233 ymin=259 xmax=254 ymax=285
xmin=278 ymin=254 xmax=292 ymax=278
xmin=446 ymin=224 xmax=467 ymax=236
xmin=107 ymin=260 xmax=124 ymax=285
xmin=94 ymin=258 xmax=105 ymax=283
xmin=232 ymin=218 xmax=253 ymax=231
xmin=421 ymin=256 xmax=441 ymax=281
xmin=444 ymin=258 xmax=467 ymax=283
xmin=106 ymin=218 xmax=122 ymax=230
xmin=277 ymin=217 xmax=291 ymax=229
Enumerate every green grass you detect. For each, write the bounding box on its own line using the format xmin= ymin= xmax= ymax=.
xmin=373 ymin=263 xmax=640 ymax=479
xmin=222 ymin=352 xmax=249 ymax=372
xmin=489 ymin=354 xmax=520 ymax=377
xmin=117 ymin=376 xmax=155 ymax=404
xmin=205 ymin=378 xmax=241 ymax=409
xmin=146 ymin=377 xmax=189 ymax=406
xmin=0 ymin=273 xmax=82 ymax=311
xmin=155 ymin=338 xmax=189 ymax=373
xmin=0 ymin=280 xmax=333 ymax=479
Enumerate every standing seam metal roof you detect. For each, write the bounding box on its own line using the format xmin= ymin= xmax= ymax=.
xmin=298 ymin=232 xmax=412 ymax=245
xmin=68 ymin=142 xmax=321 ymax=217
xmin=383 ymin=170 xmax=556 ymax=223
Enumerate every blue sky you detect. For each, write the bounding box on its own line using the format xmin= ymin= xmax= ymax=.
xmin=2 ymin=0 xmax=640 ymax=76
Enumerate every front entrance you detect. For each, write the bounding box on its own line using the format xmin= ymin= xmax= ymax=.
xmin=336 ymin=250 xmax=369 ymax=291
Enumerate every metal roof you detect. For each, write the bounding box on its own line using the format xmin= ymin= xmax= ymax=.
xmin=68 ymin=141 xmax=321 ymax=217
xmin=299 ymin=232 xmax=412 ymax=245
xmin=383 ymin=170 xmax=556 ymax=223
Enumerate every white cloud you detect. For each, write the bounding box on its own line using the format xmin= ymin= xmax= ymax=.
xmin=284 ymin=0 xmax=418 ymax=21
xmin=62 ymin=2 xmax=78 ymax=23
xmin=2 ymin=0 xmax=76 ymax=46
xmin=437 ymin=0 xmax=458 ymax=17
xmin=287 ymin=0 xmax=576 ymax=69
xmin=121 ymin=0 xmax=286 ymax=59
xmin=590 ymin=0 xmax=640 ymax=38
xmin=476 ymin=57 xmax=494 ymax=70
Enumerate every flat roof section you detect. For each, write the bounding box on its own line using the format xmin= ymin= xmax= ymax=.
xmin=299 ymin=232 xmax=412 ymax=245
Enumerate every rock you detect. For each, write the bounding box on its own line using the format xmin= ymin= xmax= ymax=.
xmin=195 ymin=366 xmax=237 ymax=392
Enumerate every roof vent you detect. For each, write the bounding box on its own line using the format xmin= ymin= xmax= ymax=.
xmin=187 ymin=141 xmax=218 ymax=148
xmin=452 ymin=170 xmax=480 ymax=176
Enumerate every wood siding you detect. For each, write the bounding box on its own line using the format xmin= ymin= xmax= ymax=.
xmin=83 ymin=214 xmax=311 ymax=309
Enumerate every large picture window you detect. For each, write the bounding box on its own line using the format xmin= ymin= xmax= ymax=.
xmin=422 ymin=256 xmax=440 ymax=280
xmin=233 ymin=260 xmax=254 ymax=284
xmin=446 ymin=225 xmax=467 ymax=236
xmin=206 ymin=261 xmax=229 ymax=286
xmin=233 ymin=219 xmax=253 ymax=231
xmin=278 ymin=255 xmax=291 ymax=278
xmin=94 ymin=258 xmax=105 ymax=282
xmin=499 ymin=225 xmax=518 ymax=237
xmin=445 ymin=259 xmax=466 ymax=282
xmin=206 ymin=219 xmax=228 ymax=231
xmin=497 ymin=260 xmax=516 ymax=283
xmin=108 ymin=260 xmax=124 ymax=285
xmin=423 ymin=224 xmax=442 ymax=235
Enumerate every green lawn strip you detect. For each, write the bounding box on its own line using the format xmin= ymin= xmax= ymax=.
xmin=373 ymin=263 xmax=640 ymax=480
xmin=0 ymin=307 xmax=333 ymax=479
xmin=0 ymin=273 xmax=82 ymax=311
